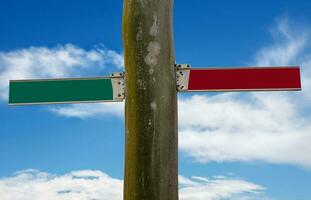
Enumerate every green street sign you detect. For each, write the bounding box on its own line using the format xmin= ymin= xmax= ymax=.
xmin=9 ymin=74 xmax=125 ymax=105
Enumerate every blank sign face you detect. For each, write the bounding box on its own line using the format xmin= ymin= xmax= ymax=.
xmin=9 ymin=77 xmax=115 ymax=105
xmin=187 ymin=67 xmax=301 ymax=92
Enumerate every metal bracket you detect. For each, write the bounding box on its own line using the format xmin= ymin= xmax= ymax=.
xmin=111 ymin=72 xmax=125 ymax=100
xmin=175 ymin=64 xmax=191 ymax=91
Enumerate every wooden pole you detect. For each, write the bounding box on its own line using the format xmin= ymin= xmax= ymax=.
xmin=122 ymin=0 xmax=178 ymax=200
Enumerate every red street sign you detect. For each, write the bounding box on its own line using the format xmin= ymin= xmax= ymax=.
xmin=177 ymin=66 xmax=301 ymax=92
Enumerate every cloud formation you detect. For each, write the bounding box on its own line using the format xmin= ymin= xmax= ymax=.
xmin=0 ymin=44 xmax=123 ymax=100
xmin=178 ymin=94 xmax=311 ymax=167
xmin=0 ymin=170 xmax=123 ymax=200
xmin=178 ymin=19 xmax=311 ymax=168
xmin=49 ymin=102 xmax=124 ymax=118
xmin=179 ymin=175 xmax=265 ymax=200
xmin=0 ymin=170 xmax=265 ymax=200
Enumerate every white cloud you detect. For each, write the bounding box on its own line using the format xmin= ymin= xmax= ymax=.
xmin=179 ymin=94 xmax=311 ymax=167
xmin=254 ymin=18 xmax=308 ymax=66
xmin=179 ymin=175 xmax=265 ymax=200
xmin=0 ymin=170 xmax=265 ymax=200
xmin=0 ymin=44 xmax=123 ymax=100
xmin=0 ymin=169 xmax=123 ymax=200
xmin=49 ymin=102 xmax=124 ymax=118
xmin=178 ymin=19 xmax=311 ymax=168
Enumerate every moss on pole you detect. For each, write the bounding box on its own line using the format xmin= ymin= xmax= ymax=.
xmin=122 ymin=0 xmax=178 ymax=199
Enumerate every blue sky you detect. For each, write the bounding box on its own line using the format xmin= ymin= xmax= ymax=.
xmin=1 ymin=1 xmax=311 ymax=200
